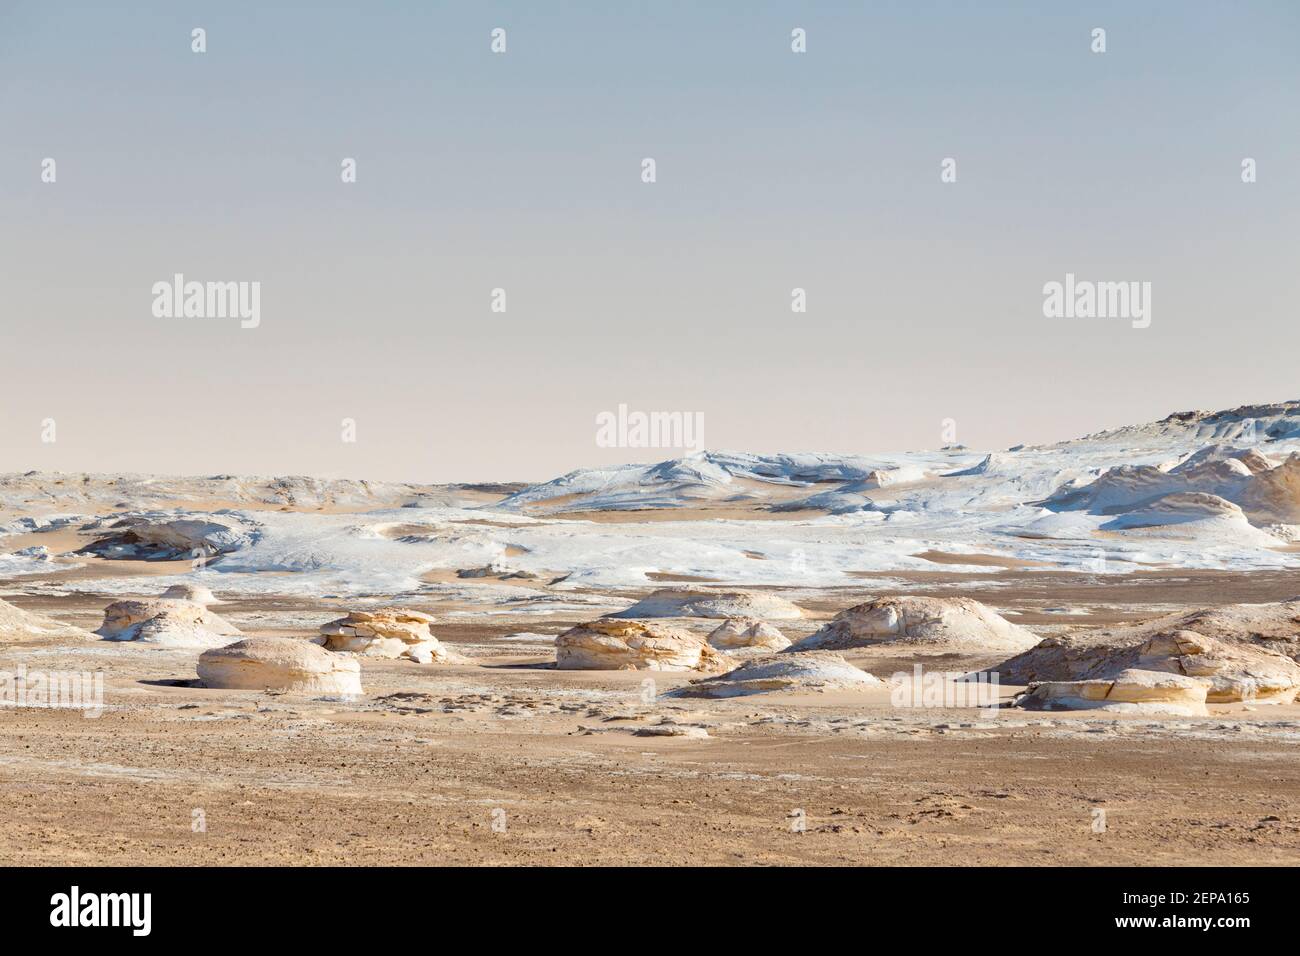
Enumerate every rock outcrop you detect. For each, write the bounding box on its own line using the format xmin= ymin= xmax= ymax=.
xmin=77 ymin=512 xmax=255 ymax=561
xmin=706 ymin=617 xmax=791 ymax=651
xmin=609 ymin=588 xmax=803 ymax=620
xmin=1016 ymin=668 xmax=1211 ymax=716
xmin=790 ymin=597 xmax=1039 ymax=652
xmin=675 ymin=651 xmax=885 ymax=698
xmin=317 ymin=608 xmax=456 ymax=663
xmin=98 ymin=598 xmax=241 ymax=648
xmin=0 ymin=598 xmax=94 ymax=643
xmin=197 ymin=637 xmax=362 ymax=695
xmin=555 ymin=619 xmax=735 ymax=672
xmin=996 ymin=604 xmax=1300 ymax=704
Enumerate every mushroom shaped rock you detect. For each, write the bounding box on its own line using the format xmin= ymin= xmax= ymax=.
xmin=608 ymin=588 xmax=803 ymax=620
xmin=706 ymin=617 xmax=791 ymax=651
xmin=791 ymin=596 xmax=1039 ymax=653
xmin=198 ymin=637 xmax=363 ymax=695
xmin=98 ymin=598 xmax=241 ymax=648
xmin=676 ymin=651 xmax=885 ymax=698
xmin=555 ymin=619 xmax=734 ymax=672
xmin=1016 ymin=668 xmax=1211 ymax=717
xmin=318 ymin=608 xmax=456 ymax=663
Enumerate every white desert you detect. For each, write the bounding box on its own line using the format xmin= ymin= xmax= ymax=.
xmin=3 ymin=401 xmax=1300 ymax=865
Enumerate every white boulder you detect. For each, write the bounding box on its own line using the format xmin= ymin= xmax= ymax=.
xmin=198 ymin=637 xmax=362 ymax=695
xmin=555 ymin=619 xmax=734 ymax=672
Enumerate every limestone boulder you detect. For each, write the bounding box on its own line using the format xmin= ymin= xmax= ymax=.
xmin=98 ymin=598 xmax=241 ymax=648
xmin=675 ymin=651 xmax=885 ymax=698
xmin=608 ymin=588 xmax=804 ymax=620
xmin=1016 ymin=668 xmax=1211 ymax=717
xmin=996 ymin=600 xmax=1300 ymax=700
xmin=706 ymin=617 xmax=791 ymax=651
xmin=317 ymin=608 xmax=456 ymax=664
xmin=198 ymin=637 xmax=362 ymax=695
xmin=791 ymin=596 xmax=1039 ymax=652
xmin=555 ymin=619 xmax=735 ymax=672
xmin=160 ymin=583 xmax=220 ymax=605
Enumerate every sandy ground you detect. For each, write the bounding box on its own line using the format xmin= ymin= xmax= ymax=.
xmin=3 ymin=563 xmax=1300 ymax=866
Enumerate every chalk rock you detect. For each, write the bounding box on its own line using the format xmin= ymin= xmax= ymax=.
xmin=78 ymin=511 xmax=255 ymax=561
xmin=791 ymin=597 xmax=1039 ymax=652
xmin=1242 ymin=454 xmax=1300 ymax=522
xmin=1016 ymin=668 xmax=1211 ymax=716
xmin=706 ymin=617 xmax=791 ymax=651
xmin=555 ymin=619 xmax=735 ymax=672
xmin=997 ymin=600 xmax=1300 ymax=695
xmin=98 ymin=598 xmax=241 ymax=648
xmin=160 ymin=583 xmax=220 ymax=605
xmin=609 ymin=588 xmax=803 ymax=620
xmin=0 ymin=598 xmax=94 ymax=643
xmin=676 ymin=651 xmax=885 ymax=698
xmin=198 ymin=637 xmax=362 ymax=695
xmin=318 ymin=608 xmax=456 ymax=663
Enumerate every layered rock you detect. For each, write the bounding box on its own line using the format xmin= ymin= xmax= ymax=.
xmin=98 ymin=598 xmax=241 ymax=648
xmin=317 ymin=608 xmax=455 ymax=663
xmin=791 ymin=597 xmax=1039 ymax=652
xmin=676 ymin=651 xmax=885 ymax=698
xmin=706 ymin=618 xmax=790 ymax=651
xmin=77 ymin=512 xmax=255 ymax=561
xmin=555 ymin=619 xmax=734 ymax=672
xmin=1016 ymin=668 xmax=1211 ymax=716
xmin=609 ymin=588 xmax=803 ymax=620
xmin=997 ymin=605 xmax=1300 ymax=704
xmin=0 ymin=598 xmax=94 ymax=643
xmin=197 ymin=637 xmax=362 ymax=695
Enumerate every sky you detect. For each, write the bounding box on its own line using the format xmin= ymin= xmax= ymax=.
xmin=2 ymin=1 xmax=1297 ymax=483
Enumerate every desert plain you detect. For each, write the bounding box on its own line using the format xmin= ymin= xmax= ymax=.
xmin=3 ymin=402 xmax=1300 ymax=866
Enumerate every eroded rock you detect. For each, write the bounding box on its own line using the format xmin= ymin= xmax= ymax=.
xmin=1016 ymin=668 xmax=1211 ymax=716
xmin=317 ymin=608 xmax=456 ymax=663
xmin=555 ymin=619 xmax=735 ymax=672
xmin=609 ymin=588 xmax=803 ymax=620
xmin=791 ymin=597 xmax=1039 ymax=652
xmin=98 ymin=598 xmax=241 ymax=648
xmin=676 ymin=651 xmax=885 ymax=698
xmin=197 ymin=636 xmax=362 ymax=695
xmin=706 ymin=617 xmax=791 ymax=651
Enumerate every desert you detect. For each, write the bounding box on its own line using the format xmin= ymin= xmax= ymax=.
xmin=3 ymin=401 xmax=1300 ymax=865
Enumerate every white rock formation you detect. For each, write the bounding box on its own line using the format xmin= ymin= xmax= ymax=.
xmin=97 ymin=598 xmax=241 ymax=648
xmin=676 ymin=651 xmax=885 ymax=698
xmin=317 ymin=608 xmax=456 ymax=663
xmin=997 ymin=614 xmax=1300 ymax=705
xmin=78 ymin=511 xmax=255 ymax=561
xmin=197 ymin=637 xmax=362 ymax=695
xmin=609 ymin=588 xmax=803 ymax=620
xmin=791 ymin=597 xmax=1039 ymax=652
xmin=0 ymin=598 xmax=94 ymax=643
xmin=160 ymin=583 xmax=220 ymax=605
xmin=1132 ymin=630 xmax=1300 ymax=704
xmin=1016 ymin=668 xmax=1211 ymax=716
xmin=555 ymin=619 xmax=735 ymax=672
xmin=706 ymin=617 xmax=791 ymax=651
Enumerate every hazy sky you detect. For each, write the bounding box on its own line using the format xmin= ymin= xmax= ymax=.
xmin=2 ymin=1 xmax=1297 ymax=482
